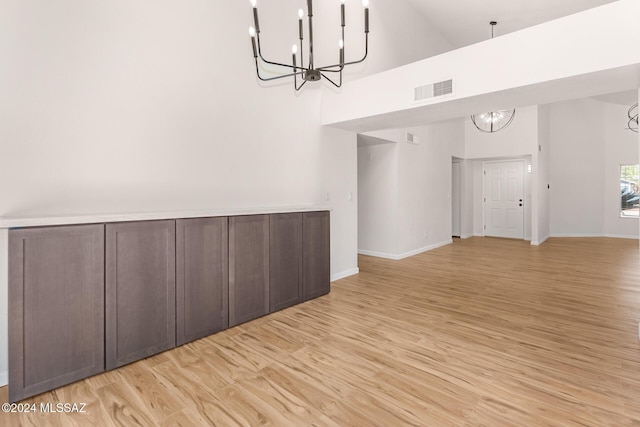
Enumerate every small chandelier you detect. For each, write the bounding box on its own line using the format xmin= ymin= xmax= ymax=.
xmin=628 ymin=103 xmax=638 ymax=133
xmin=471 ymin=110 xmax=516 ymax=133
xmin=471 ymin=22 xmax=516 ymax=133
xmin=248 ymin=0 xmax=370 ymax=91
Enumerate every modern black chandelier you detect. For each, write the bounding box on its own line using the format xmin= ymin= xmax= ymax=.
xmin=248 ymin=0 xmax=370 ymax=90
xmin=628 ymin=103 xmax=638 ymax=133
xmin=471 ymin=21 xmax=516 ymax=133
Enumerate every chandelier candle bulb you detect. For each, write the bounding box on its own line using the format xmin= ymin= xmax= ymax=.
xmin=251 ymin=38 xmax=257 ymax=58
xmin=299 ymin=10 xmax=303 ymax=39
xmin=341 ymin=1 xmax=345 ymax=27
xmin=253 ymin=6 xmax=260 ymax=33
xmin=249 ymin=27 xmax=257 ymax=58
xmin=339 ymin=40 xmax=344 ymax=64
xmin=364 ymin=1 xmax=369 ymax=33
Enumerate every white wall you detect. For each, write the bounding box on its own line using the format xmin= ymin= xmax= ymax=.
xmin=471 ymin=161 xmax=484 ymax=236
xmin=548 ymin=97 xmax=639 ymax=238
xmin=358 ymin=119 xmax=464 ymax=259
xmin=460 ymin=159 xmax=474 ymax=238
xmin=603 ymin=102 xmax=640 ymax=238
xmin=549 ymin=98 xmax=639 ymax=238
xmin=549 ymin=98 xmax=605 ymax=236
xmin=537 ymin=105 xmax=551 ymax=243
xmin=397 ymin=121 xmax=464 ymax=255
xmin=0 ymin=0 xmax=451 ymax=386
xmin=357 ymin=141 xmax=398 ymax=256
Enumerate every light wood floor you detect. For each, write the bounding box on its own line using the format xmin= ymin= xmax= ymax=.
xmin=2 ymin=237 xmax=640 ymax=426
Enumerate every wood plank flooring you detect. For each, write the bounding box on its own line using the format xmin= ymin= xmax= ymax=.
xmin=2 ymin=237 xmax=640 ymax=426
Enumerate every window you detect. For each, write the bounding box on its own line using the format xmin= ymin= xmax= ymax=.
xmin=620 ymin=164 xmax=639 ymax=218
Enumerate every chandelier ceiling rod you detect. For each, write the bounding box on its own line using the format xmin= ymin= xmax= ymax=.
xmin=249 ymin=0 xmax=370 ymax=91
xmin=470 ymin=21 xmax=517 ymax=134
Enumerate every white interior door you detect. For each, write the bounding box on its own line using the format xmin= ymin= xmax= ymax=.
xmin=452 ymin=162 xmax=461 ymax=237
xmin=484 ymin=161 xmax=524 ymax=239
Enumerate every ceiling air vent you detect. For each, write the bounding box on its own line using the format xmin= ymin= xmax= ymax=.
xmin=406 ymin=132 xmax=419 ymax=145
xmin=414 ymin=79 xmax=453 ymax=102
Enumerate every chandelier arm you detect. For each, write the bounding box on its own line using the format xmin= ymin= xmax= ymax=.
xmin=320 ymin=72 xmax=342 ymax=88
xmin=317 ymin=35 xmax=368 ymax=71
xmin=295 ymin=78 xmax=308 ymax=91
xmin=256 ymin=35 xmax=307 ymax=72
xmin=318 ymin=67 xmax=344 ymax=73
xmin=293 ymin=61 xmax=307 ymax=90
xmin=504 ymin=110 xmax=516 ymax=129
xmin=254 ymin=59 xmax=305 ymax=82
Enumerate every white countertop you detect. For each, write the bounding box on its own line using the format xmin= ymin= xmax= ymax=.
xmin=0 ymin=205 xmax=331 ymax=229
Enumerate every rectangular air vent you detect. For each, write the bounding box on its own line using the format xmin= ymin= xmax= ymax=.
xmin=414 ymin=79 xmax=453 ymax=102
xmin=406 ymin=132 xmax=419 ymax=145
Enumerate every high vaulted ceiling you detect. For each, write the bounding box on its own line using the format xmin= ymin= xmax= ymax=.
xmin=404 ymin=0 xmax=618 ymax=48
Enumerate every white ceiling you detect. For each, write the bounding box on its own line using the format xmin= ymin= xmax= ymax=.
xmin=404 ymin=0 xmax=618 ymax=48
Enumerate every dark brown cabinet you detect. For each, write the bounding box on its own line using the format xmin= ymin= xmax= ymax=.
xmin=228 ymin=215 xmax=269 ymax=327
xmin=8 ymin=224 xmax=105 ymax=402
xmin=269 ymin=213 xmax=303 ymax=312
xmin=105 ymin=220 xmax=176 ymax=369
xmin=7 ymin=209 xmax=330 ymax=402
xmin=176 ymin=217 xmax=229 ymax=346
xmin=303 ymin=211 xmax=331 ymax=300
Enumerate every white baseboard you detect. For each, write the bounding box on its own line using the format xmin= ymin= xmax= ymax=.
xmin=397 ymin=240 xmax=453 ymax=259
xmin=604 ymin=233 xmax=639 ymax=240
xmin=331 ymin=268 xmax=359 ymax=282
xmin=0 ymin=370 xmax=7 ymax=387
xmin=550 ymin=233 xmax=603 ymax=238
xmin=460 ymin=234 xmax=474 ymax=239
xmin=473 ymin=233 xmax=484 ymax=237
xmin=551 ymin=233 xmax=639 ymax=240
xmin=357 ymin=249 xmax=398 ymax=260
xmin=358 ymin=239 xmax=453 ymax=261
xmin=531 ymin=235 xmax=550 ymax=246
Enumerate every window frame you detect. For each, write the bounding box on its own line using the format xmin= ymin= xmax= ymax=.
xmin=619 ymin=164 xmax=639 ymax=219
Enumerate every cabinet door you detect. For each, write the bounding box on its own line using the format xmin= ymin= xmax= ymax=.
xmin=176 ymin=217 xmax=229 ymax=346
xmin=106 ymin=220 xmax=176 ymax=369
xmin=303 ymin=211 xmax=330 ymax=301
xmin=270 ymin=213 xmax=302 ymax=312
xmin=229 ymin=215 xmax=269 ymax=327
xmin=9 ymin=224 xmax=105 ymax=403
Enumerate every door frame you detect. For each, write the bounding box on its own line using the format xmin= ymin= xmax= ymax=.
xmin=482 ymin=159 xmax=526 ymax=239
xmin=452 ymin=159 xmax=462 ymax=238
